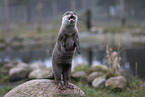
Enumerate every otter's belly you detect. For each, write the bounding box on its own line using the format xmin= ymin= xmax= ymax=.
xmin=65 ymin=37 xmax=75 ymax=51
xmin=52 ymin=51 xmax=73 ymax=65
xmin=52 ymin=46 xmax=74 ymax=65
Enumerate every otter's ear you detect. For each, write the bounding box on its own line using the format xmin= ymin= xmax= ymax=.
xmin=63 ymin=12 xmax=69 ymax=16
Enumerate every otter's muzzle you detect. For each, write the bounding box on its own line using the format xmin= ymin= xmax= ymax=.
xmin=68 ymin=15 xmax=76 ymax=23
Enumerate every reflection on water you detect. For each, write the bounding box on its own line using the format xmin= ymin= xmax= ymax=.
xmin=33 ymin=55 xmax=89 ymax=68
xmin=0 ymin=47 xmax=101 ymax=68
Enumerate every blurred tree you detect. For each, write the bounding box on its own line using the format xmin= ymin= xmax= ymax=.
xmin=96 ymin=0 xmax=116 ymax=17
xmin=96 ymin=0 xmax=116 ymax=6
xmin=26 ymin=0 xmax=31 ymax=23
xmin=96 ymin=0 xmax=126 ymax=26
xmin=37 ymin=0 xmax=43 ymax=32
xmin=120 ymin=0 xmax=126 ymax=26
xmin=86 ymin=8 xmax=92 ymax=31
xmin=125 ymin=0 xmax=145 ymax=19
xmin=4 ymin=0 xmax=11 ymax=33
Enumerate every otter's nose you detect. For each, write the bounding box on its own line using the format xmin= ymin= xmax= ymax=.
xmin=70 ymin=13 xmax=74 ymax=16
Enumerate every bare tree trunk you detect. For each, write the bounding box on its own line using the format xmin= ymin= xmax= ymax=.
xmin=87 ymin=48 xmax=92 ymax=66
xmin=4 ymin=0 xmax=11 ymax=33
xmin=37 ymin=0 xmax=43 ymax=32
xmin=70 ymin=0 xmax=76 ymax=11
xmin=26 ymin=1 xmax=31 ymax=23
xmin=4 ymin=0 xmax=12 ymax=60
xmin=120 ymin=0 xmax=126 ymax=26
xmin=86 ymin=8 xmax=92 ymax=31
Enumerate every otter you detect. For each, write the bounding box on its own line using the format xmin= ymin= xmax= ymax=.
xmin=43 ymin=11 xmax=80 ymax=90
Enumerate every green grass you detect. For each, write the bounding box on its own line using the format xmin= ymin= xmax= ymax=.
xmin=73 ymin=77 xmax=145 ymax=97
xmin=0 ymin=84 xmax=16 ymax=97
xmin=0 ymin=64 xmax=27 ymax=96
xmin=0 ymin=64 xmax=8 ymax=83
xmin=0 ymin=81 xmax=26 ymax=97
xmin=0 ymin=22 xmax=86 ymax=40
xmin=0 ymin=22 xmax=144 ymax=41
xmin=73 ymin=64 xmax=89 ymax=73
xmin=0 ymin=28 xmax=59 ymax=39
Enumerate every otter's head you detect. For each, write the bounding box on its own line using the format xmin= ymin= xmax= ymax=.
xmin=62 ymin=11 xmax=78 ymax=27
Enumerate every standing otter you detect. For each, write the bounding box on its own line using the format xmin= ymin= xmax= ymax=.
xmin=44 ymin=11 xmax=80 ymax=90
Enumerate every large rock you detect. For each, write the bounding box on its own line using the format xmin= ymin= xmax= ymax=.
xmin=90 ymin=64 xmax=108 ymax=73
xmin=71 ymin=71 xmax=87 ymax=79
xmin=92 ymin=77 xmax=106 ymax=88
xmin=87 ymin=72 xmax=105 ymax=83
xmin=4 ymin=79 xmax=86 ymax=97
xmin=9 ymin=67 xmax=28 ymax=81
xmin=105 ymin=76 xmax=127 ymax=90
xmin=28 ymin=69 xmax=50 ymax=79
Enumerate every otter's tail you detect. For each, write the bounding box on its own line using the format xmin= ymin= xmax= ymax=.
xmin=39 ymin=71 xmax=54 ymax=79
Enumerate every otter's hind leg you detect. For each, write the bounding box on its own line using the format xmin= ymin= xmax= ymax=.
xmin=53 ymin=64 xmax=65 ymax=90
xmin=63 ymin=64 xmax=74 ymax=89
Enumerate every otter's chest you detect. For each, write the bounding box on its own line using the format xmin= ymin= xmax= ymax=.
xmin=64 ymin=36 xmax=75 ymax=50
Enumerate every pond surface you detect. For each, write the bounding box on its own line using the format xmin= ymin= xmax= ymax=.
xmin=0 ymin=46 xmax=102 ymax=68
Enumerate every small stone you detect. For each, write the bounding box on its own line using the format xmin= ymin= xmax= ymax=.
xmin=87 ymin=72 xmax=105 ymax=83
xmin=28 ymin=69 xmax=50 ymax=79
xmin=90 ymin=64 xmax=108 ymax=73
xmin=2 ymin=63 xmax=16 ymax=73
xmin=9 ymin=67 xmax=28 ymax=81
xmin=30 ymin=62 xmax=46 ymax=71
xmin=92 ymin=77 xmax=106 ymax=88
xmin=105 ymin=76 xmax=127 ymax=90
xmin=72 ymin=71 xmax=87 ymax=79
xmin=17 ymin=63 xmax=29 ymax=70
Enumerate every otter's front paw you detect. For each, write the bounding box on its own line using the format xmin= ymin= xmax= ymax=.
xmin=58 ymin=82 xmax=66 ymax=90
xmin=77 ymin=49 xmax=81 ymax=54
xmin=59 ymin=85 xmax=66 ymax=90
xmin=76 ymin=47 xmax=81 ymax=54
xmin=66 ymin=83 xmax=74 ymax=89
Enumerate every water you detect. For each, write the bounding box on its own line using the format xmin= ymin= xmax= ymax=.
xmin=0 ymin=47 xmax=100 ymax=68
xmin=30 ymin=55 xmax=90 ymax=68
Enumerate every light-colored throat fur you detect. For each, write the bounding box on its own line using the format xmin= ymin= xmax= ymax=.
xmin=59 ymin=26 xmax=78 ymax=36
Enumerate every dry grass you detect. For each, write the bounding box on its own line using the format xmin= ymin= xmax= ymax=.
xmin=105 ymin=44 xmax=121 ymax=78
